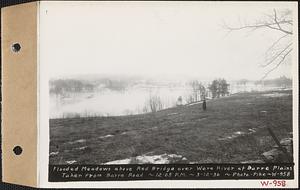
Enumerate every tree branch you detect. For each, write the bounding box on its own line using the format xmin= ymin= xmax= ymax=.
xmin=262 ymin=9 xmax=292 ymax=34
xmin=261 ymin=43 xmax=292 ymax=67
xmin=224 ymin=21 xmax=289 ymax=31
xmin=223 ymin=9 xmax=293 ymax=35
xmin=261 ymin=48 xmax=292 ymax=79
xmin=264 ymin=34 xmax=289 ymax=55
xmin=223 ymin=8 xmax=293 ymax=78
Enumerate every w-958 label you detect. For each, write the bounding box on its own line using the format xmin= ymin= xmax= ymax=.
xmin=260 ymin=180 xmax=287 ymax=187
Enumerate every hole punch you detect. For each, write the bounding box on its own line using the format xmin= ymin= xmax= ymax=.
xmin=13 ymin=146 xmax=23 ymax=155
xmin=11 ymin=43 xmax=21 ymax=53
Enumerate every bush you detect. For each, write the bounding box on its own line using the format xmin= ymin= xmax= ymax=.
xmin=143 ymin=95 xmax=164 ymax=113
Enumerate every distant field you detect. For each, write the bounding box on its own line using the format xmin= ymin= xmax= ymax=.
xmin=49 ymin=90 xmax=293 ymax=164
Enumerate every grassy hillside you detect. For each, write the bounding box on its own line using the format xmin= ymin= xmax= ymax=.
xmin=49 ymin=90 xmax=293 ymax=164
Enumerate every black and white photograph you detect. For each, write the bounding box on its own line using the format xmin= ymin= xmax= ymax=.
xmin=41 ymin=1 xmax=297 ymax=184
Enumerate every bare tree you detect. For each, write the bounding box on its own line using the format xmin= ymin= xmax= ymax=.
xmin=144 ymin=95 xmax=164 ymax=113
xmin=189 ymin=80 xmax=201 ymax=102
xmin=223 ymin=9 xmax=293 ymax=79
xmin=188 ymin=80 xmax=207 ymax=102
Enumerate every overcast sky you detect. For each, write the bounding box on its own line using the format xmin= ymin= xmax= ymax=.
xmin=39 ymin=1 xmax=296 ymax=80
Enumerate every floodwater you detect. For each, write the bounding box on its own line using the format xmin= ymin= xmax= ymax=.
xmin=50 ymin=86 xmax=190 ymax=118
xmin=50 ymin=84 xmax=286 ymax=119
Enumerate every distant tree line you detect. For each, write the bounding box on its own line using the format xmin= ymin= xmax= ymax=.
xmin=49 ymin=78 xmax=131 ymax=95
xmin=255 ymin=76 xmax=292 ymax=88
xmin=104 ymin=79 xmax=128 ymax=91
xmin=49 ymin=79 xmax=95 ymax=95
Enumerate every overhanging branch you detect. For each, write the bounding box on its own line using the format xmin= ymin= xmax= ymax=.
xmin=261 ymin=48 xmax=292 ymax=79
xmin=261 ymin=43 xmax=292 ymax=67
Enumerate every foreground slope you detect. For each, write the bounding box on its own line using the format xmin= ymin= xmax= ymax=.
xmin=49 ymin=90 xmax=293 ymax=164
